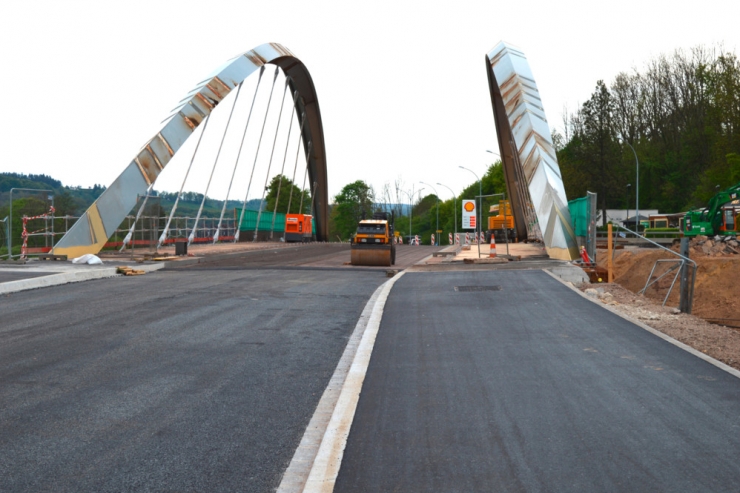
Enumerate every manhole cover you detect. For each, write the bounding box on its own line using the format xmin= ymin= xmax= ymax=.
xmin=454 ymin=285 xmax=502 ymax=292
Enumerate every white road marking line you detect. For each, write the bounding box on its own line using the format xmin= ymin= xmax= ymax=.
xmin=277 ymin=272 xmax=404 ymax=493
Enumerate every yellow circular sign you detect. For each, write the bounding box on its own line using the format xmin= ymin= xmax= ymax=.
xmin=464 ymin=202 xmax=475 ymax=212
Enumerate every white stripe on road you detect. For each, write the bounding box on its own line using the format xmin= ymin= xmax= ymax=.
xmin=277 ymin=272 xmax=404 ymax=493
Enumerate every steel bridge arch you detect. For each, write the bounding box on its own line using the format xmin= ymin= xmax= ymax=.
xmin=485 ymin=41 xmax=579 ymax=260
xmin=54 ymin=43 xmax=328 ymax=258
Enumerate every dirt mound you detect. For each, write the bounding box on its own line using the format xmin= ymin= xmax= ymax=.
xmin=601 ymin=246 xmax=739 ymax=322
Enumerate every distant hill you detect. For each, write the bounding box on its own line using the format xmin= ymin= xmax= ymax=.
xmin=0 ymin=172 xmax=263 ymax=218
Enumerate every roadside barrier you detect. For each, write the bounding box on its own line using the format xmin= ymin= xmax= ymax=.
xmin=490 ymin=235 xmax=497 ymax=258
xmin=449 ymin=233 xmax=453 ymax=245
xmin=431 ymin=234 xmax=435 ymax=246
xmin=21 ymin=206 xmax=56 ymax=259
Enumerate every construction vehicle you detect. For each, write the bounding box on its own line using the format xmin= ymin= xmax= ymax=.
xmin=683 ymin=182 xmax=740 ymax=237
xmin=350 ymin=211 xmax=396 ymax=266
xmin=284 ymin=214 xmax=313 ymax=242
xmin=485 ymin=200 xmax=517 ymax=242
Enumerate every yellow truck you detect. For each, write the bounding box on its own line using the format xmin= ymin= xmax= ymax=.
xmin=486 ymin=200 xmax=517 ymax=242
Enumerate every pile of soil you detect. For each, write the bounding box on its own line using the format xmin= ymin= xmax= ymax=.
xmin=589 ymin=241 xmax=739 ymax=371
xmin=603 ymin=246 xmax=740 ymax=322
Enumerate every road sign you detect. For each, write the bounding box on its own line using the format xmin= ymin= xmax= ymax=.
xmin=462 ymin=200 xmax=476 ymax=229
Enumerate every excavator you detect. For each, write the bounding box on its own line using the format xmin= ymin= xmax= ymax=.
xmin=683 ymin=181 xmax=740 ymax=237
xmin=350 ymin=211 xmax=396 ymax=266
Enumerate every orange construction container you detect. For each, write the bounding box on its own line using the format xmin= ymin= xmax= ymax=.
xmin=284 ymin=214 xmax=313 ymax=242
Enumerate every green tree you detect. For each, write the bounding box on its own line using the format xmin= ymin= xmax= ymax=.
xmin=330 ymin=180 xmax=375 ymax=240
xmin=264 ymin=174 xmax=311 ymax=214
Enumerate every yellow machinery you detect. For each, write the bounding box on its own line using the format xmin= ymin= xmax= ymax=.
xmin=350 ymin=212 xmax=396 ymax=266
xmin=486 ymin=200 xmax=517 ymax=242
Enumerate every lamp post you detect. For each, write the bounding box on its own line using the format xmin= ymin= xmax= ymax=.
xmin=486 ymin=149 xmax=500 ymax=159
xmin=626 ymin=183 xmax=631 ymax=228
xmin=459 ymin=166 xmax=482 ymax=258
xmin=437 ymin=182 xmax=457 ymax=240
xmin=402 ymin=188 xmax=424 ymax=242
xmin=620 ymin=139 xmax=639 ymax=232
xmin=420 ymin=181 xmax=439 ymax=245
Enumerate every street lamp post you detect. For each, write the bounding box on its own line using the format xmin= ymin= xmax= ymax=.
xmin=437 ymin=182 xmax=457 ymax=241
xmin=402 ymin=188 xmax=424 ymax=242
xmin=420 ymin=181 xmax=439 ymax=245
xmin=626 ymin=183 xmax=631 ymax=228
xmin=620 ymin=139 xmax=639 ymax=232
xmin=459 ymin=166 xmax=482 ymax=258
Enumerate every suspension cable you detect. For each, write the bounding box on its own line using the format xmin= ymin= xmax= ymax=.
xmin=187 ymin=81 xmax=244 ymax=246
xmin=214 ymin=66 xmax=266 ymax=243
xmin=284 ymin=112 xmax=307 ymax=219
xmin=270 ymin=89 xmax=300 ymax=238
xmin=157 ymin=112 xmax=212 ymax=248
xmin=235 ymin=66 xmax=280 ymax=242
xmin=253 ymin=77 xmax=291 ymax=241
xmin=120 ymin=185 xmax=153 ymax=252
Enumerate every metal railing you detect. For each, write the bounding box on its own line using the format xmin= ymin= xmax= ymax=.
xmin=1 ymin=213 xmax=239 ymax=260
xmin=4 ymin=187 xmax=55 ymax=259
xmin=0 ymin=216 xmax=8 ymax=259
xmin=614 ymin=224 xmax=697 ymax=313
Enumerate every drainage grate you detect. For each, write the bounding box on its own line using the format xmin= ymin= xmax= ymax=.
xmin=454 ymin=285 xmax=502 ymax=292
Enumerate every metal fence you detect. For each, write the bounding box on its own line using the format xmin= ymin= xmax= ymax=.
xmin=1 ymin=212 xmax=238 ymax=259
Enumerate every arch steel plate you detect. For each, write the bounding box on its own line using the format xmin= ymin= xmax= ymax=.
xmin=485 ymin=41 xmax=578 ymax=261
xmin=54 ymin=43 xmax=328 ymax=257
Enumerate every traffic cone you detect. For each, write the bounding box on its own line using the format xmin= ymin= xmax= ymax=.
xmin=489 ymin=234 xmax=497 ymax=258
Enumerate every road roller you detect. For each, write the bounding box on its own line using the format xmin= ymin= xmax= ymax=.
xmin=350 ymin=212 xmax=396 ymax=266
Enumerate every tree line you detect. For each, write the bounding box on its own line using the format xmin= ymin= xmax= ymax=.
xmin=328 ymin=165 xmax=506 ymax=243
xmin=557 ymin=44 xmax=740 ymax=223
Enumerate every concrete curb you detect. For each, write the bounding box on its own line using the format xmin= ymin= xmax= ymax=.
xmin=277 ymin=272 xmax=405 ymax=493
xmin=542 ymin=269 xmax=740 ymax=380
xmin=0 ymin=263 xmax=165 ymax=295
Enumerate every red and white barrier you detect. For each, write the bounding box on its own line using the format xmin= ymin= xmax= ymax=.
xmin=465 ymin=232 xmax=470 ymax=244
xmin=448 ymin=233 xmax=453 ymax=245
xmin=21 ymin=206 xmax=56 ymax=259
xmin=431 ymin=234 xmax=435 ymax=246
xmin=414 ymin=235 xmax=420 ymax=246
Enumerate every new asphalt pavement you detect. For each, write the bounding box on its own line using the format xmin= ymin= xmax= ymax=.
xmin=3 ymin=251 xmax=740 ymax=492
xmin=335 ymin=269 xmax=740 ymax=492
xmin=0 ymin=267 xmax=388 ymax=492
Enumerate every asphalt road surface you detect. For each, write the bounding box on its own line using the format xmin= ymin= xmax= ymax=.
xmin=0 ymin=270 xmax=49 ymax=283
xmin=0 ymin=267 xmax=388 ymax=492
xmin=166 ymin=243 xmax=443 ymax=270
xmin=335 ymin=270 xmax=740 ymax=492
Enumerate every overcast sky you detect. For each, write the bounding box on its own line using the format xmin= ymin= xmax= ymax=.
xmin=2 ymin=0 xmax=739 ymax=204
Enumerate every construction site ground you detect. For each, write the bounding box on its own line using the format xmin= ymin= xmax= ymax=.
xmin=591 ymin=242 xmax=740 ymax=371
